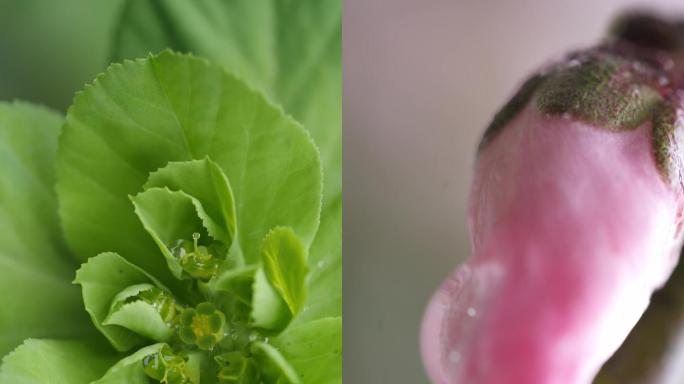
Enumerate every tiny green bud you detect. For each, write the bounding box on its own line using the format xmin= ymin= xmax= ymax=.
xmin=142 ymin=345 xmax=195 ymax=384
xmin=169 ymin=233 xmax=223 ymax=280
xmin=178 ymin=302 xmax=226 ymax=350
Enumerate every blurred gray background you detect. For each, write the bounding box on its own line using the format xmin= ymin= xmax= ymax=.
xmin=344 ymin=0 xmax=684 ymax=382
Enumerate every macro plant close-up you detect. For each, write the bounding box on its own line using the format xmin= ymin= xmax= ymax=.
xmin=16 ymin=1 xmax=684 ymax=383
xmin=0 ymin=1 xmax=340 ymax=383
xmin=416 ymin=6 xmax=684 ymax=384
xmin=345 ymin=1 xmax=684 ymax=383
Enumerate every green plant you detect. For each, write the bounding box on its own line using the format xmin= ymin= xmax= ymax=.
xmin=0 ymin=1 xmax=340 ymax=383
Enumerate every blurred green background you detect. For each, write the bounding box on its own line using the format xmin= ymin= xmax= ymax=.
xmin=0 ymin=0 xmax=125 ymax=111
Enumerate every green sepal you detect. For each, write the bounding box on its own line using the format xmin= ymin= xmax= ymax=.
xmin=535 ymin=57 xmax=662 ymax=130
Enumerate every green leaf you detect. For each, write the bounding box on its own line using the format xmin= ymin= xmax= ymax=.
xmin=210 ymin=265 xmax=257 ymax=294
xmin=57 ymin=52 xmax=322 ymax=279
xmin=252 ymin=341 xmax=301 ymax=384
xmin=74 ymin=252 xmax=164 ymax=352
xmin=251 ymin=268 xmax=291 ymax=332
xmin=104 ymin=284 xmax=179 ymax=336
xmin=145 ymin=157 xmax=237 ymax=246
xmin=91 ymin=343 xmax=164 ymax=384
xmin=261 ymin=227 xmax=308 ymax=316
xmin=104 ymin=300 xmax=173 ymax=342
xmin=112 ymin=0 xmax=341 ymax=207
xmin=0 ymin=101 xmax=92 ymax=357
xmin=271 ymin=317 xmax=342 ymax=384
xmin=131 ymin=187 xmax=214 ymax=278
xmin=296 ymin=198 xmax=342 ymax=325
xmin=0 ymin=339 xmax=119 ymax=384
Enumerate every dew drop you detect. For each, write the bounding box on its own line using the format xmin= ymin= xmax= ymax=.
xmin=467 ymin=307 xmax=476 ymax=317
xmin=248 ymin=332 xmax=258 ymax=342
xmin=448 ymin=350 xmax=461 ymax=364
xmin=317 ymin=261 xmax=325 ymax=269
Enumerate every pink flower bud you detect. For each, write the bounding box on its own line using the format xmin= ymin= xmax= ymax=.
xmin=421 ymin=13 xmax=684 ymax=384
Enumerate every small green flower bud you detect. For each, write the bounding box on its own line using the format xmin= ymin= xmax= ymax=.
xmin=178 ymin=302 xmax=226 ymax=350
xmin=169 ymin=233 xmax=223 ymax=280
xmin=142 ymin=345 xmax=195 ymax=384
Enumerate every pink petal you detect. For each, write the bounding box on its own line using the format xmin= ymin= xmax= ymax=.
xmin=421 ymin=107 xmax=684 ymax=383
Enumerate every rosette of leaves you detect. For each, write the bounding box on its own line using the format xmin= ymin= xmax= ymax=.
xmin=0 ymin=51 xmax=340 ymax=383
xmin=111 ymin=3 xmax=343 ymax=331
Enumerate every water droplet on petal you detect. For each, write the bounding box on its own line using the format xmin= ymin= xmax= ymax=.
xmin=467 ymin=307 xmax=476 ymax=317
xmin=448 ymin=350 xmax=461 ymax=364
